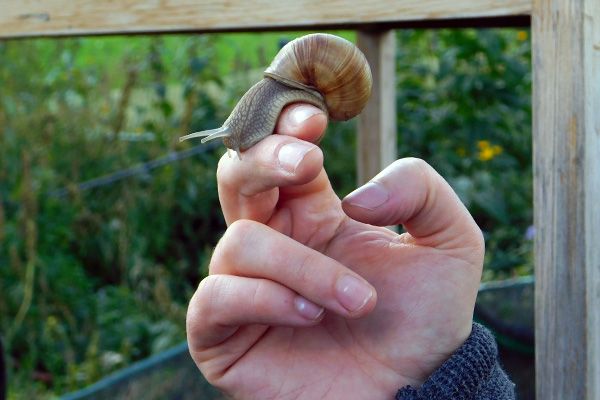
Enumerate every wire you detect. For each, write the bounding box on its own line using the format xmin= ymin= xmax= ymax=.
xmin=475 ymin=276 xmax=535 ymax=354
xmin=47 ymin=142 xmax=220 ymax=198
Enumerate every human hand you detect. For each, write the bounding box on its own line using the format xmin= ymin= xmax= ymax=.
xmin=186 ymin=104 xmax=485 ymax=400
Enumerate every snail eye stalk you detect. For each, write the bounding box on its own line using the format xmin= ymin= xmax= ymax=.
xmin=179 ymin=126 xmax=231 ymax=143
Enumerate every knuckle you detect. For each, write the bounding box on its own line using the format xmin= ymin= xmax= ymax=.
xmin=193 ymin=275 xmax=229 ymax=326
xmin=227 ymin=218 xmax=257 ymax=239
xmin=402 ymin=156 xmax=427 ymax=167
xmin=290 ymin=252 xmax=318 ymax=286
xmin=249 ymin=279 xmax=274 ymax=314
xmin=388 ymin=157 xmax=436 ymax=185
xmin=194 ymin=275 xmax=219 ymax=309
xmin=197 ymin=274 xmax=220 ymax=295
xmin=216 ymin=154 xmax=231 ymax=183
xmin=467 ymin=225 xmax=486 ymax=263
xmin=213 ymin=219 xmax=258 ymax=264
xmin=401 ymin=157 xmax=434 ymax=177
xmin=187 ymin=276 xmax=214 ymax=334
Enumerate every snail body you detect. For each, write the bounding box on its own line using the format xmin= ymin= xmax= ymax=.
xmin=180 ymin=33 xmax=372 ymax=157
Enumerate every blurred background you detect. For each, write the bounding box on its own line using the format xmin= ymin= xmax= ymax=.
xmin=0 ymin=29 xmax=532 ymax=398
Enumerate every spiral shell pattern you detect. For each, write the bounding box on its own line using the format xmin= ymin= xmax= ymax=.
xmin=264 ymin=33 xmax=372 ymax=121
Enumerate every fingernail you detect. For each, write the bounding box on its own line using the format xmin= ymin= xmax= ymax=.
xmin=294 ymin=296 xmax=325 ymax=320
xmin=288 ymin=105 xmax=322 ymax=127
xmin=344 ymin=182 xmax=389 ymax=210
xmin=278 ymin=142 xmax=314 ymax=173
xmin=335 ymin=275 xmax=374 ymax=313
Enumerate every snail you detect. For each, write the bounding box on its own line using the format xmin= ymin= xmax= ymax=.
xmin=179 ymin=33 xmax=372 ymax=158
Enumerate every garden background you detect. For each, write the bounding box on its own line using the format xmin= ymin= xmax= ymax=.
xmin=0 ymin=29 xmax=532 ymax=398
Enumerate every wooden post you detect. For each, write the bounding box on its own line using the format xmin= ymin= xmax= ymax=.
xmin=532 ymin=0 xmax=600 ymax=398
xmin=0 ymin=1 xmax=531 ymax=39
xmin=356 ymin=30 xmax=397 ymax=185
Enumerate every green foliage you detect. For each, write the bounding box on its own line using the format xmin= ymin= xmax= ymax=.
xmin=0 ymin=29 xmax=532 ymax=397
xmin=0 ymin=35 xmax=225 ymax=397
xmin=394 ymin=29 xmax=533 ymax=278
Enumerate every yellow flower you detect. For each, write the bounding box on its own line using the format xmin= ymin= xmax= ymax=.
xmin=478 ymin=147 xmax=495 ymax=161
xmin=517 ymin=31 xmax=528 ymax=41
xmin=477 ymin=140 xmax=503 ymax=161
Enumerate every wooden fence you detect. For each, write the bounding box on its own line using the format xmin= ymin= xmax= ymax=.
xmin=1 ymin=1 xmax=598 ymax=398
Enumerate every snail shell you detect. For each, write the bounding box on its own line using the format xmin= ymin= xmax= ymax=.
xmin=180 ymin=33 xmax=372 ymax=158
xmin=264 ymin=33 xmax=372 ymax=121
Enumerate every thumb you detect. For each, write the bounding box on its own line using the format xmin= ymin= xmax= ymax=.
xmin=341 ymin=158 xmax=484 ymax=252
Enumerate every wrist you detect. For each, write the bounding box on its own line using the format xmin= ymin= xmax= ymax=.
xmin=395 ymin=323 xmax=514 ymax=400
xmin=410 ymin=322 xmax=474 ymax=387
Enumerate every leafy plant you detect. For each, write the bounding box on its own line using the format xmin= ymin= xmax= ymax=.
xmin=394 ymin=29 xmax=532 ymax=278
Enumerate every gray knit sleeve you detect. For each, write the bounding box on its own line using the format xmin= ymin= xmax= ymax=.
xmin=395 ymin=323 xmax=515 ymax=400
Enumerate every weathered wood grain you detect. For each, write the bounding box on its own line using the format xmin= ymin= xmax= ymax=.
xmin=356 ymin=30 xmax=397 ymax=185
xmin=532 ymin=0 xmax=600 ymax=398
xmin=0 ymin=0 xmax=531 ymax=39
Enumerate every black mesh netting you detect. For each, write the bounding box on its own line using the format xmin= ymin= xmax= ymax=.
xmin=58 ymin=277 xmax=534 ymax=400
xmin=60 ymin=342 xmax=224 ymax=400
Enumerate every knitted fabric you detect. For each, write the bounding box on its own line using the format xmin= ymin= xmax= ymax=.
xmin=395 ymin=323 xmax=515 ymax=400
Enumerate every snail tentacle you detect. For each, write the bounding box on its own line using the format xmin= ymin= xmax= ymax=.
xmin=179 ymin=126 xmax=231 ymax=143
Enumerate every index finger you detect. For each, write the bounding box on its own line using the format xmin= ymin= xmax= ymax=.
xmin=216 ymin=104 xmax=328 ymax=225
xmin=275 ymin=103 xmax=328 ymax=142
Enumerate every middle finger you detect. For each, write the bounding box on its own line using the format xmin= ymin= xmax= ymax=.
xmin=210 ymin=219 xmax=378 ymax=318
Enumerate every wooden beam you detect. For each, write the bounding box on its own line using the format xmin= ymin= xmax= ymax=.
xmin=532 ymin=0 xmax=600 ymax=398
xmin=356 ymin=30 xmax=397 ymax=185
xmin=0 ymin=0 xmax=531 ymax=39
